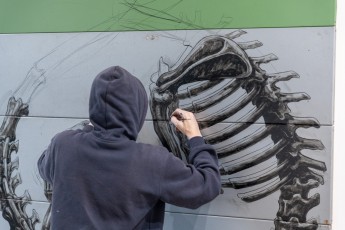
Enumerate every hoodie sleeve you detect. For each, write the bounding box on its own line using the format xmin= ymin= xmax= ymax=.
xmin=37 ymin=135 xmax=58 ymax=185
xmin=159 ymin=136 xmax=221 ymax=209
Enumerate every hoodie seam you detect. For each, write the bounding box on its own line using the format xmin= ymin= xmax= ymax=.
xmin=104 ymin=83 xmax=110 ymax=130
xmin=90 ymin=131 xmax=133 ymax=143
xmin=158 ymin=150 xmax=169 ymax=201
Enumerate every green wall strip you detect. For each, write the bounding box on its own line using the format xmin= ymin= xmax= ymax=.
xmin=0 ymin=0 xmax=336 ymax=34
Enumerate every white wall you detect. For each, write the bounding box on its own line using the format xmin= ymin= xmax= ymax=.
xmin=333 ymin=1 xmax=344 ymax=229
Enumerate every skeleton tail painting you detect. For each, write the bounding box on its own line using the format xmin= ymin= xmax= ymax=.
xmin=0 ymin=68 xmax=44 ymax=229
xmin=150 ymin=30 xmax=327 ymax=229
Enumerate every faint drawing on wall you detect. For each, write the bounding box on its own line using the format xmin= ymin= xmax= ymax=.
xmin=149 ymin=30 xmax=327 ymax=229
xmin=0 ymin=28 xmax=332 ymax=229
xmin=0 ymin=32 xmax=118 ymax=230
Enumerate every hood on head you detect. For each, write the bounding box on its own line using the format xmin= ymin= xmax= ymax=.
xmin=89 ymin=66 xmax=148 ymax=140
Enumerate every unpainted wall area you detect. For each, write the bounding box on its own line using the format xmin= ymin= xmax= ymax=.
xmin=0 ymin=28 xmax=334 ymax=229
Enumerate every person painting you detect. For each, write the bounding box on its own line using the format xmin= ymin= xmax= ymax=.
xmin=37 ymin=66 xmax=221 ymax=230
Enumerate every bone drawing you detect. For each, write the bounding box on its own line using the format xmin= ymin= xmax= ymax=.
xmin=0 ymin=75 xmax=44 ymax=229
xmin=150 ymin=30 xmax=327 ymax=230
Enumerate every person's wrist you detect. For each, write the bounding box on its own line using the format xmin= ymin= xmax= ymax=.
xmin=186 ymin=132 xmax=202 ymax=140
xmin=187 ymin=136 xmax=205 ymax=148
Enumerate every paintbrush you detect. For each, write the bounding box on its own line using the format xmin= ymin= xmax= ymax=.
xmin=172 ymin=112 xmax=191 ymax=121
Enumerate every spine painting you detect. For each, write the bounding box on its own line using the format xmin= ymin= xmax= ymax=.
xmin=0 ymin=29 xmax=330 ymax=229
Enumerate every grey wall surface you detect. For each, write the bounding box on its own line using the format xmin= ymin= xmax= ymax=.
xmin=0 ymin=27 xmax=334 ymax=229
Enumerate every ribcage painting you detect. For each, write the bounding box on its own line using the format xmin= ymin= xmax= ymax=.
xmin=0 ymin=28 xmax=334 ymax=229
xmin=149 ymin=30 xmax=331 ymax=229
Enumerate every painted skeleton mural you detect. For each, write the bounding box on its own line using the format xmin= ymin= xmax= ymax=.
xmin=0 ymin=77 xmax=43 ymax=229
xmin=0 ymin=30 xmax=328 ymax=229
xmin=149 ymin=30 xmax=327 ymax=229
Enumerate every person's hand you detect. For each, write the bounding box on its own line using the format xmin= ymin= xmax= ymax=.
xmin=170 ymin=108 xmax=202 ymax=140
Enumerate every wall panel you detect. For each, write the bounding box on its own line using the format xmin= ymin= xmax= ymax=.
xmin=0 ymin=1 xmax=335 ymax=229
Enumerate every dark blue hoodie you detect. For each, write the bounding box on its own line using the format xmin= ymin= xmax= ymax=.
xmin=37 ymin=66 xmax=221 ymax=230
